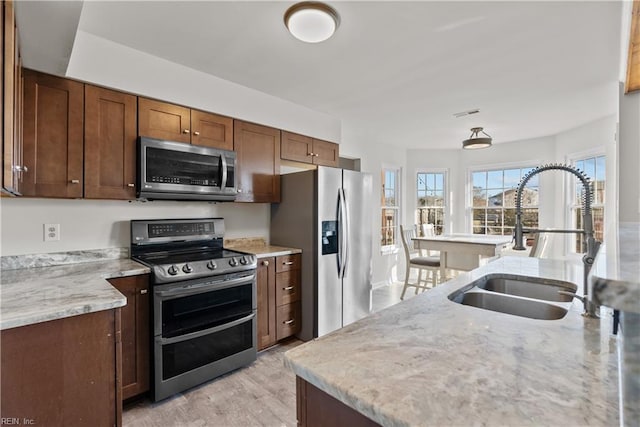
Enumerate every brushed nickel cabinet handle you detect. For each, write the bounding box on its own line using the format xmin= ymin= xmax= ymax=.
xmin=283 ymin=319 xmax=295 ymax=325
xmin=70 ymin=179 xmax=80 ymax=184
xmin=308 ymin=152 xmax=314 ymax=156
xmin=183 ymin=129 xmax=190 ymax=134
xmin=283 ymin=286 xmax=294 ymax=291
xmin=193 ymin=131 xmax=200 ymax=136
xmin=262 ymin=260 xmax=269 ymax=266
xmin=127 ymin=183 xmax=135 ymax=187
xmin=23 ymin=165 xmax=28 ymax=172
xmin=283 ymin=261 xmax=294 ymax=265
xmin=140 ymin=289 xmax=148 ymax=294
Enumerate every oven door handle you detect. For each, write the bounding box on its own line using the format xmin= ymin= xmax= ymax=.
xmin=156 ymin=274 xmax=256 ymax=299
xmin=158 ymin=312 xmax=255 ymax=346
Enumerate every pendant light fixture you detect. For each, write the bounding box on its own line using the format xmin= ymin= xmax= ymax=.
xmin=284 ymin=2 xmax=340 ymax=43
xmin=462 ymin=127 xmax=493 ymax=150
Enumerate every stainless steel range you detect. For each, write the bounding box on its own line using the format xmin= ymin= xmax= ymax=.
xmin=131 ymin=218 xmax=257 ymax=402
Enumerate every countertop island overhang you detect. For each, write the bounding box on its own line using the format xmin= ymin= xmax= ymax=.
xmin=285 ymin=256 xmax=619 ymax=426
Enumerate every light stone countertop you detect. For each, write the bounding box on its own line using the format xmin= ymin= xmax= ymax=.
xmin=590 ymin=222 xmax=640 ymax=313
xmin=226 ymin=243 xmax=302 ymax=258
xmin=0 ymin=259 xmax=150 ymax=330
xmin=285 ymin=256 xmax=619 ymax=426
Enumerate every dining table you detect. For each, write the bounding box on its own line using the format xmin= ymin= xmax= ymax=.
xmin=412 ymin=233 xmax=513 ymax=278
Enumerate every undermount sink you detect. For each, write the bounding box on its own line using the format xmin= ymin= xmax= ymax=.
xmin=448 ymin=274 xmax=576 ymax=320
xmin=477 ymin=275 xmax=577 ymax=302
xmin=454 ymin=291 xmax=568 ymax=320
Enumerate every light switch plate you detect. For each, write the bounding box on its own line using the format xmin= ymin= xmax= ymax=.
xmin=44 ymin=223 xmax=60 ymax=241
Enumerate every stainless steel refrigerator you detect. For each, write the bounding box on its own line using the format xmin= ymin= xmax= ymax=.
xmin=271 ymin=167 xmax=373 ymax=341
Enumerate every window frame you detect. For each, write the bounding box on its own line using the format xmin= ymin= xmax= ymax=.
xmin=467 ymin=160 xmax=542 ymax=236
xmin=380 ymin=166 xmax=402 ymax=253
xmin=415 ymin=168 xmax=448 ymax=236
xmin=566 ymin=149 xmax=606 ymax=255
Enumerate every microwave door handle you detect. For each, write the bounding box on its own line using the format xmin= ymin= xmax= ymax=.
xmin=221 ymin=154 xmax=228 ymax=189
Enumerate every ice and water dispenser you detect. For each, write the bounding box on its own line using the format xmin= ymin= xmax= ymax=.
xmin=321 ymin=221 xmax=338 ymax=255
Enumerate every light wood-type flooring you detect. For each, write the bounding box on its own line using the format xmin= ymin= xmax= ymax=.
xmin=123 ymin=282 xmax=421 ymax=427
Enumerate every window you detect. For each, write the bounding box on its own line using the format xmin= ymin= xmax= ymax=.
xmin=471 ymin=167 xmax=539 ymax=235
xmin=381 ymin=168 xmax=400 ymax=248
xmin=416 ymin=172 xmax=445 ymax=235
xmin=571 ymin=155 xmax=605 ymax=253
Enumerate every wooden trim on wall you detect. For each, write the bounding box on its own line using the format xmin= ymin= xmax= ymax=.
xmin=625 ymin=0 xmax=640 ymax=93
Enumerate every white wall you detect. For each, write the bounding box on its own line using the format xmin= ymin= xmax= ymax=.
xmin=0 ymin=198 xmax=269 ymax=256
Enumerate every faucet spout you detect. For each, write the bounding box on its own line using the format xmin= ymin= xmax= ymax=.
xmin=513 ymin=163 xmax=600 ymax=317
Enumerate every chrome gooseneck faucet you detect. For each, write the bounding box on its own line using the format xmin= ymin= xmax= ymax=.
xmin=513 ymin=163 xmax=600 ymax=317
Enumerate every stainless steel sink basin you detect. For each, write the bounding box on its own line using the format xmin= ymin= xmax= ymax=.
xmin=454 ymin=291 xmax=568 ymax=320
xmin=477 ymin=275 xmax=577 ymax=302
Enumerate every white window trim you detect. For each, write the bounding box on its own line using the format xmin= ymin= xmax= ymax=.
xmin=564 ymin=149 xmax=606 ymax=257
xmin=416 ymin=168 xmax=449 ymax=235
xmin=381 ymin=165 xmax=402 ymax=254
xmin=466 ymin=160 xmax=542 ymax=233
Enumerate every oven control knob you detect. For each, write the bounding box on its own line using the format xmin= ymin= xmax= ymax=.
xmin=182 ymin=264 xmax=193 ymax=274
xmin=229 ymin=258 xmax=239 ymax=267
xmin=240 ymin=256 xmax=248 ymax=265
xmin=207 ymin=261 xmax=217 ymax=270
xmin=167 ymin=265 xmax=179 ymax=275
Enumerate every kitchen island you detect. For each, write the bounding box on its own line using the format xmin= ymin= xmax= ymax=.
xmin=284 ymin=257 xmax=619 ymax=426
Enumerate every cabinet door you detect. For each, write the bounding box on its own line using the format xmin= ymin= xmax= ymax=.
xmin=281 ymin=131 xmax=313 ymax=164
xmin=234 ymin=120 xmax=281 ymax=203
xmin=312 ymin=139 xmax=339 ymax=167
xmin=22 ymin=70 xmax=84 ymax=198
xmin=257 ymin=257 xmax=277 ymax=350
xmin=108 ymin=275 xmax=150 ymax=400
xmin=85 ymin=85 xmax=137 ymax=199
xmin=191 ymin=109 xmax=233 ymax=150
xmin=138 ymin=97 xmax=191 ymax=143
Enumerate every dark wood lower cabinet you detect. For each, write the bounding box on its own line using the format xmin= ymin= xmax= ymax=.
xmin=108 ymin=275 xmax=150 ymax=400
xmin=257 ymin=257 xmax=277 ymax=350
xmin=296 ymin=377 xmax=380 ymax=427
xmin=0 ymin=309 xmax=122 ymax=426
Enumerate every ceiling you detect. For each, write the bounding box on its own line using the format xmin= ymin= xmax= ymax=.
xmin=16 ymin=1 xmax=622 ymax=149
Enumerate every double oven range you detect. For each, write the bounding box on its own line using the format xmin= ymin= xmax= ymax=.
xmin=131 ymin=218 xmax=257 ymax=401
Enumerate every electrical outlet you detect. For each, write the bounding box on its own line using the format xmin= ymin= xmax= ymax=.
xmin=44 ymin=224 xmax=60 ymax=242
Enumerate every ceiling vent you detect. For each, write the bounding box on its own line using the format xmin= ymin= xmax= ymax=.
xmin=453 ymin=109 xmax=480 ymax=118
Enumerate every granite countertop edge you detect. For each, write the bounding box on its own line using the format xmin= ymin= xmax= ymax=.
xmin=227 ymin=244 xmax=302 ymax=258
xmin=0 ymin=259 xmax=150 ymax=331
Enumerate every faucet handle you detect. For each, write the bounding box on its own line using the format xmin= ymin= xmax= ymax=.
xmin=557 ymin=291 xmax=600 ymax=318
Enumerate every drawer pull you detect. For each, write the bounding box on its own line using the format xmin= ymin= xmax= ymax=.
xmin=183 ymin=129 xmax=191 ymax=134
xmin=140 ymin=289 xmax=148 ymax=295
xmin=193 ymin=131 xmax=200 ymax=136
xmin=127 ymin=183 xmax=135 ymax=187
xmin=283 ymin=319 xmax=295 ymax=325
xmin=70 ymin=179 xmax=80 ymax=184
xmin=262 ymin=260 xmax=270 ymax=266
xmin=283 ymin=286 xmax=294 ymax=291
xmin=283 ymin=261 xmax=294 ymax=265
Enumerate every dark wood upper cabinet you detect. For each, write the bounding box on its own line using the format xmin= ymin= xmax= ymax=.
xmin=190 ymin=109 xmax=233 ymax=150
xmin=84 ymin=85 xmax=137 ymax=199
xmin=22 ymin=69 xmax=84 ymax=198
xmin=108 ymin=275 xmax=150 ymax=401
xmin=2 ymin=0 xmax=24 ymax=196
xmin=625 ymin=0 xmax=640 ymax=93
xmin=281 ymin=131 xmax=339 ymax=167
xmin=257 ymin=257 xmax=277 ymax=350
xmin=234 ymin=120 xmax=281 ymax=203
xmin=138 ymin=97 xmax=191 ymax=143
xmin=139 ymin=98 xmax=233 ymax=149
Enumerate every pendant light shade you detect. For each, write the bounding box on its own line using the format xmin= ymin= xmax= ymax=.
xmin=284 ymin=2 xmax=340 ymax=43
xmin=462 ymin=127 xmax=492 ymax=150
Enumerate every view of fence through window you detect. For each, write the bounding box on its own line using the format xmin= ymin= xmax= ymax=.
xmin=416 ymin=172 xmax=445 ymax=235
xmin=381 ymin=169 xmax=400 ymax=247
xmin=472 ymin=167 xmax=539 ymax=235
xmin=572 ymin=155 xmax=605 ymax=252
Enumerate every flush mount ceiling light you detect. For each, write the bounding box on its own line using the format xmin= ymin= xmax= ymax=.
xmin=284 ymin=2 xmax=340 ymax=43
xmin=462 ymin=127 xmax=493 ymax=150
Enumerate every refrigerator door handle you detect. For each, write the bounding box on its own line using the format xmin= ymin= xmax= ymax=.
xmin=341 ymin=187 xmax=349 ymax=279
xmin=337 ymin=187 xmax=346 ymax=278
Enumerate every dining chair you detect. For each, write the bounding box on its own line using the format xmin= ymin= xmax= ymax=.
xmin=399 ymin=225 xmax=441 ymax=300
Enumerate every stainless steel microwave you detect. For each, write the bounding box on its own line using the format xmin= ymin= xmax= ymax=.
xmin=137 ymin=137 xmax=237 ymax=201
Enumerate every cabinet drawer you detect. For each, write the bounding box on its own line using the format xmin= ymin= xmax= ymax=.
xmin=276 ymin=270 xmax=301 ymax=305
xmin=276 ymin=254 xmax=301 ymax=272
xmin=276 ymin=302 xmax=301 ymax=340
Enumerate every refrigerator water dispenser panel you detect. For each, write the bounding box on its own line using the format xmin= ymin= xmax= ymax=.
xmin=322 ymin=221 xmax=338 ymax=255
